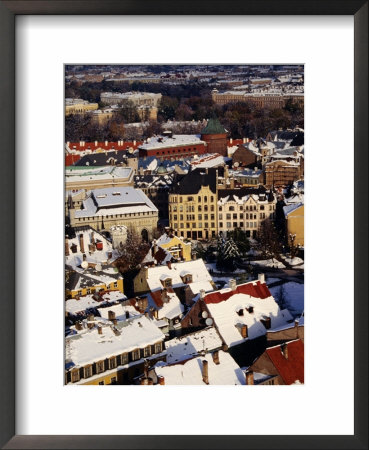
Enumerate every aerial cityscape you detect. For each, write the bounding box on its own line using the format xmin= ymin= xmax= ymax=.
xmin=65 ymin=64 xmax=304 ymax=386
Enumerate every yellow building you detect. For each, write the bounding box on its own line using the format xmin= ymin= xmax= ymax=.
xmin=65 ymin=98 xmax=99 ymax=115
xmin=153 ymin=233 xmax=192 ymax=262
xmin=283 ymin=203 xmax=304 ymax=247
xmin=65 ymin=314 xmax=166 ymax=385
xmin=169 ymin=168 xmax=218 ymax=240
xmin=65 ymin=269 xmax=124 ymax=299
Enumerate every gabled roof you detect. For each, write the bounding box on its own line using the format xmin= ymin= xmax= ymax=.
xmin=266 ymin=339 xmax=304 ymax=384
xmin=204 ymin=280 xmax=271 ymax=305
xmin=170 ymin=167 xmax=220 ymax=195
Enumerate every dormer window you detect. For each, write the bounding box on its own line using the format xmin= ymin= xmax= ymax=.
xmin=160 ymin=276 xmax=172 ymax=288
xmin=236 ymin=307 xmax=244 ymax=316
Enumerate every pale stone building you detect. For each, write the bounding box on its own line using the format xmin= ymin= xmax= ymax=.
xmin=65 ymin=98 xmax=99 ymax=115
xmin=218 ymin=189 xmax=276 ymax=238
xmin=68 ymin=186 xmax=158 ymax=241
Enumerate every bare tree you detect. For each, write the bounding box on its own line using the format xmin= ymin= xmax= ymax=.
xmin=114 ymin=228 xmax=150 ymax=273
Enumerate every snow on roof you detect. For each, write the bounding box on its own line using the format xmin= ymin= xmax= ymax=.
xmin=66 ymin=315 xmax=164 ymax=367
xmin=283 ymin=202 xmax=304 ymax=218
xmin=139 ymin=134 xmax=204 ymax=150
xmin=155 ymin=350 xmax=245 ymax=385
xmin=204 ymin=281 xmax=293 ymax=347
xmin=190 ymin=153 xmax=225 ymax=169
xmin=146 ymin=259 xmax=214 ymax=293
xmin=65 ymin=228 xmax=114 ymax=270
xmin=147 ymin=290 xmax=184 ymax=320
xmin=165 ymin=327 xmax=223 ymax=364
xmin=65 ymin=291 xmax=126 ymax=315
xmin=75 ymin=187 xmax=158 ymax=218
xmin=65 ymin=166 xmax=133 ymax=182
xmin=97 ymin=303 xmax=141 ymax=322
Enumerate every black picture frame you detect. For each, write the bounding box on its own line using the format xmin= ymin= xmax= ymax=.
xmin=0 ymin=1 xmax=367 ymax=449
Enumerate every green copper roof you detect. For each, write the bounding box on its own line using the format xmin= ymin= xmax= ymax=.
xmin=201 ymin=117 xmax=227 ymax=135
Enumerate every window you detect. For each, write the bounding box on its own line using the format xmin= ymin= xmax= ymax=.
xmin=198 ymin=196 xmax=201 ymax=202
xmin=187 ymin=196 xmax=193 ymax=202
xmin=229 ymin=206 xmax=235 ymax=211
xmin=233 ymin=214 xmax=237 ymax=219
xmin=174 ymin=214 xmax=177 ymax=221
xmin=95 ymin=360 xmax=105 ymax=374
xmin=219 ymin=222 xmax=223 ymax=228
xmin=84 ymin=365 xmax=93 ymax=379
xmin=99 ymin=381 xmax=105 ymax=385
xmin=204 ymin=214 xmax=208 ymax=220
xmin=163 ymin=278 xmax=172 ymax=288
xmin=154 ymin=342 xmax=162 ymax=353
xmin=198 ymin=205 xmax=202 ymax=212
xmin=211 ymin=214 xmax=215 ymax=220
xmin=121 ymin=353 xmax=128 ymax=365
xmin=219 ymin=214 xmax=223 ymax=220
xmin=260 ymin=205 xmax=264 ymax=210
xmin=204 ymin=205 xmax=208 ymax=212
xmin=131 ymin=349 xmax=140 ymax=361
xmin=233 ymin=222 xmax=237 ymax=227
xmin=254 ymin=222 xmax=257 ymax=228
xmin=108 ymin=356 xmax=117 ymax=370
xmin=204 ymin=196 xmax=207 ymax=202
xmin=113 ymin=282 xmax=118 ymax=288
xmin=71 ymin=369 xmax=80 ymax=383
xmin=226 ymin=214 xmax=231 ymax=220
xmin=198 ymin=223 xmax=202 ymax=228
xmin=110 ymin=377 xmax=117 ymax=385
xmin=211 ymin=222 xmax=215 ymax=228
xmin=227 ymin=222 xmax=232 ymax=228
xmin=180 ymin=214 xmax=183 ymax=221
xmin=143 ymin=346 xmax=151 ymax=357
xmin=210 ymin=205 xmax=214 ymax=212
xmin=219 ymin=206 xmax=222 ymax=211
xmin=210 ymin=196 xmax=214 ymax=202
xmin=205 ymin=223 xmax=208 ymax=228
xmin=198 ymin=214 xmax=202 ymax=220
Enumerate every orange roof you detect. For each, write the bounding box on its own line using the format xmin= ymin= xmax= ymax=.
xmin=266 ymin=339 xmax=304 ymax=384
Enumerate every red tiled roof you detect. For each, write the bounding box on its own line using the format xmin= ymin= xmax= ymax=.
xmin=67 ymin=141 xmax=142 ymax=152
xmin=150 ymin=287 xmax=175 ymax=308
xmin=266 ymin=339 xmax=304 ymax=385
xmin=204 ymin=280 xmax=271 ymax=305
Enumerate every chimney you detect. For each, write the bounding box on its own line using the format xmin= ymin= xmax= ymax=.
xmin=241 ymin=324 xmax=248 ymax=339
xmin=243 ymin=137 xmax=247 ymax=143
xmin=202 ymin=360 xmax=209 ymax=385
xmin=87 ymin=314 xmax=94 ymax=329
xmin=157 ymin=375 xmax=165 ymax=385
xmin=71 ymin=243 xmax=77 ymax=254
xmin=82 ymin=253 xmax=87 ymax=261
xmin=245 ymin=370 xmax=254 ymax=385
xmin=65 ymin=237 xmax=69 ymax=256
xmin=91 ymin=232 xmax=95 ymax=244
xmin=133 ymin=140 xmax=136 ymax=146
xmin=107 ymin=251 xmax=113 ymax=260
xmin=230 ymin=138 xmax=233 ymax=144
xmin=125 ymin=311 xmax=130 ymax=319
xmin=95 ymin=140 xmax=98 ymax=146
xmin=97 ymin=325 xmax=103 ymax=335
xmin=281 ymin=343 xmax=288 ymax=359
xmin=212 ymin=351 xmax=220 ymax=365
xmin=152 ymin=241 xmax=158 ymax=256
xmin=200 ymin=289 xmax=206 ymax=300
xmin=161 ymin=289 xmax=169 ymax=303
xmin=294 ymin=319 xmax=299 ymax=338
xmin=229 ymin=279 xmax=237 ymax=291
xmin=108 ymin=310 xmax=116 ymax=321
xmin=88 ymin=243 xmax=95 ymax=253
xmin=79 ymin=234 xmax=85 ymax=253
xmin=143 ymin=266 xmax=149 ymax=279
xmin=105 ymin=140 xmax=108 ymax=146
xmin=166 ymin=260 xmax=172 ymax=270
xmin=112 ymin=319 xmax=118 ymax=325
xmin=258 ymin=273 xmax=265 ymax=284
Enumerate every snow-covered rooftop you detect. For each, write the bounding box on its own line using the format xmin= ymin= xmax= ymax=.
xmin=165 ymin=327 xmax=223 ymax=364
xmin=65 ymin=291 xmax=126 ymax=315
xmin=155 ymin=350 xmax=245 ymax=385
xmin=75 ymin=187 xmax=158 ymax=218
xmin=205 ymin=282 xmax=293 ymax=347
xmin=139 ymin=135 xmax=204 ymax=150
xmin=66 ymin=315 xmax=164 ymax=368
xmin=145 ymin=259 xmax=214 ymax=294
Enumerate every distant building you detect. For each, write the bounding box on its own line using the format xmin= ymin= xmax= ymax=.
xmin=65 ymin=98 xmax=98 ymax=115
xmin=264 ymin=160 xmax=302 ymax=188
xmin=138 ymin=133 xmax=207 ymax=161
xmin=200 ymin=117 xmax=228 ymax=156
xmin=151 ymin=233 xmax=192 ymax=262
xmin=211 ymin=89 xmax=304 ymax=109
xmin=100 ymin=91 xmax=162 ymax=107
